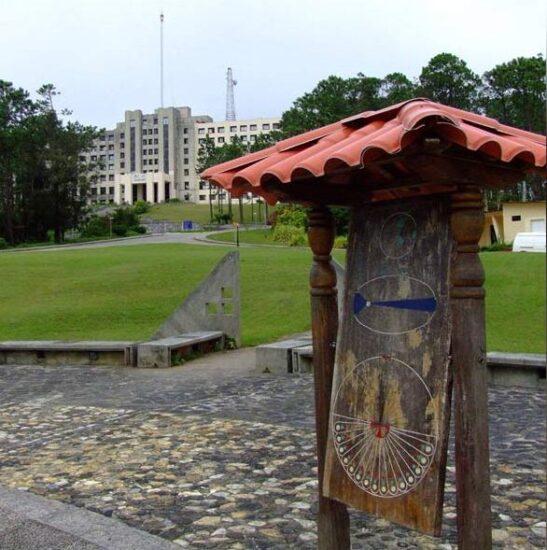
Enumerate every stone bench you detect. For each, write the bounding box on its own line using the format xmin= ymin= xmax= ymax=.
xmin=137 ymin=331 xmax=224 ymax=368
xmin=486 ymin=352 xmax=546 ymax=388
xmin=0 ymin=341 xmax=137 ymax=367
xmin=255 ymin=337 xmax=312 ymax=374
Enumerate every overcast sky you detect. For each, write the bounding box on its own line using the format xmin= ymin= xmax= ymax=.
xmin=1 ymin=0 xmax=545 ymax=129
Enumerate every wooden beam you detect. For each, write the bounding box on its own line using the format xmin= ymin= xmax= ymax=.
xmin=308 ymin=206 xmax=350 ymax=550
xmin=450 ymin=188 xmax=492 ymax=549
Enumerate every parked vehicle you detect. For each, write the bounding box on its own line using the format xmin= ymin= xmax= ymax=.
xmin=512 ymin=232 xmax=546 ymax=253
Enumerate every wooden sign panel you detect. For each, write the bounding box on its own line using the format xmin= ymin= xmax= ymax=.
xmin=324 ymin=197 xmax=453 ymax=536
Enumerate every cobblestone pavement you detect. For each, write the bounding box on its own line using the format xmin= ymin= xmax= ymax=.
xmin=0 ymin=351 xmax=544 ymax=549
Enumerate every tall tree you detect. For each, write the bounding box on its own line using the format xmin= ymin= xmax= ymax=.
xmin=482 ymin=54 xmax=546 ymax=133
xmin=418 ymin=53 xmax=481 ymax=110
xmin=379 ymin=72 xmax=416 ymax=105
xmin=0 ymin=81 xmax=99 ymax=245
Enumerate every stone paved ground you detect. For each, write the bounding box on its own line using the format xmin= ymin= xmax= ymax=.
xmin=0 ymin=350 xmax=544 ymax=549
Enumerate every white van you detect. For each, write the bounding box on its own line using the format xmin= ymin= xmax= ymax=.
xmin=512 ymin=232 xmax=546 ymax=253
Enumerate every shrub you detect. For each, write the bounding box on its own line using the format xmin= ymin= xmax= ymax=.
xmin=81 ymin=216 xmax=110 ymax=238
xmin=214 ymin=212 xmax=233 ymax=224
xmin=168 ymin=198 xmax=180 ymax=203
xmin=112 ymin=224 xmax=127 ymax=237
xmin=274 ymin=204 xmax=308 ymax=229
xmin=130 ymin=225 xmax=147 ymax=234
xmin=133 ymin=200 xmax=150 ymax=215
xmin=0 ymin=237 xmax=7 ymax=249
xmin=272 ymin=224 xmax=307 ymax=246
xmin=334 ymin=235 xmax=348 ymax=249
xmin=481 ymin=241 xmax=512 ymax=252
xmin=113 ymin=206 xmax=140 ymax=228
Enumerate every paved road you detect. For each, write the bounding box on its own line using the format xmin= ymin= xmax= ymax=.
xmin=1 ymin=232 xmax=235 ymax=254
xmin=0 ymin=349 xmax=545 ymax=549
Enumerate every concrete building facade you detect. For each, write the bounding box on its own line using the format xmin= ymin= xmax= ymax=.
xmin=86 ymin=107 xmax=280 ymax=205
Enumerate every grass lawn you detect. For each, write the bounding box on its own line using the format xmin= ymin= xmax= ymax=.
xmin=145 ymin=202 xmax=269 ymax=225
xmin=0 ymin=247 xmax=544 ymax=352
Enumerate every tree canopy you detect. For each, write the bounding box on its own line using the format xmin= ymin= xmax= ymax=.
xmin=0 ymin=81 xmax=99 ymax=245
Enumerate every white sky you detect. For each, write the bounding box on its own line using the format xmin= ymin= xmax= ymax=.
xmin=1 ymin=0 xmax=545 ymax=129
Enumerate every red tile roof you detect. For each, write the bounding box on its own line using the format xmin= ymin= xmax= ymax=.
xmin=202 ymin=99 xmax=546 ymax=205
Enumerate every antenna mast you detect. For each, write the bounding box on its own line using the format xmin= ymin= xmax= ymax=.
xmin=226 ymin=68 xmax=237 ymax=121
xmin=160 ymin=11 xmax=164 ymax=108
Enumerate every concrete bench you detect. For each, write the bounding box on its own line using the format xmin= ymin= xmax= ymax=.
xmin=137 ymin=331 xmax=224 ymax=368
xmin=292 ymin=345 xmax=314 ymax=374
xmin=255 ymin=338 xmax=312 ymax=374
xmin=0 ymin=341 xmax=136 ymax=367
xmin=486 ymin=352 xmax=546 ymax=388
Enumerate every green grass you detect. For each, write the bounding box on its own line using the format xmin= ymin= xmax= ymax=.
xmin=145 ymin=202 xmax=269 ymax=225
xmin=0 ymin=247 xmax=544 ymax=352
xmin=482 ymin=252 xmax=545 ymax=353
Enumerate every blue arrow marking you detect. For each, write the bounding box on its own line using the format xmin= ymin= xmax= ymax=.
xmin=353 ymin=293 xmax=437 ymax=314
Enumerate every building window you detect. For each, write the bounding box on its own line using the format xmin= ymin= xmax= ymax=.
xmin=153 ymin=118 xmax=158 ymax=124
xmin=183 ymin=148 xmax=189 ymax=154
xmin=218 ymin=127 xmax=225 ymax=133
xmin=148 ymin=139 xmax=153 ymax=145
xmin=108 ymin=154 xmax=114 ymax=160
xmin=154 ymin=128 xmax=158 ymax=134
xmin=512 ymin=215 xmax=521 ymax=222
xmin=154 ymin=139 xmax=159 ymax=145
xmin=108 ymin=175 xmax=114 ymax=182
xmin=241 ymin=135 xmax=248 ymax=142
xmin=108 ymin=145 xmax=114 ymax=150
xmin=240 ymin=125 xmax=247 ymax=131
xmin=199 ymin=194 xmax=206 ymax=201
xmin=120 ymin=132 xmax=125 ymax=139
xmin=208 ymin=127 xmax=215 ymax=134
xmin=218 ymin=137 xmax=225 ymax=144
xmin=130 ymin=120 xmax=136 ymax=128
xmin=108 ymin=163 xmax=114 ymax=170
xmin=183 ymin=158 xmax=189 ymax=164
xmin=184 ymin=182 xmax=189 ymax=190
xmin=198 ymin=138 xmax=205 ymax=144
xmin=120 ymin=142 xmax=125 ymax=149
xmin=184 ymin=169 xmax=189 ymax=176
xmin=143 ymin=160 xmax=147 ymax=165
xmin=250 ymin=124 xmax=257 ymax=131
xmin=99 ymin=145 xmax=105 ymax=151
xmin=148 ymin=149 xmax=153 ymax=155
xmin=198 ymin=128 xmax=205 ymax=135
xmin=154 ymin=148 xmax=158 ymax=154
xmin=142 ymin=139 xmax=147 ymax=145
xmin=91 ymin=155 xmax=97 ymax=161
xmin=120 ymin=162 xmax=125 ymax=168
xmin=109 ymin=186 xmax=114 ymax=194
xmin=230 ymin=126 xmax=237 ymax=132
xmin=183 ymin=128 xmax=188 ymax=134
xmin=183 ymin=138 xmax=188 ymax=144
xmin=120 ymin=152 xmax=125 ymax=159
xmin=250 ymin=135 xmax=256 ymax=142
xmin=273 ymin=123 xmax=280 ymax=129
xmin=262 ymin=123 xmax=270 ymax=130
xmin=162 ymin=117 xmax=168 ymax=125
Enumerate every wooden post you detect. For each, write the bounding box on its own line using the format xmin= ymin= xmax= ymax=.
xmin=450 ymin=187 xmax=492 ymax=549
xmin=308 ymin=206 xmax=350 ymax=550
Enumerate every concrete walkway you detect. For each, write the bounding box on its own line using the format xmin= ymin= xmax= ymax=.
xmin=0 ymin=486 xmax=178 ymax=550
xmin=0 ymin=348 xmax=545 ymax=548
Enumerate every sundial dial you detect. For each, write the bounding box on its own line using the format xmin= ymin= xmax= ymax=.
xmin=324 ymin=198 xmax=453 ymax=536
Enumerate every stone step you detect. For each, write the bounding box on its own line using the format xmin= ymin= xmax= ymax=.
xmin=0 ymin=341 xmax=136 ymax=366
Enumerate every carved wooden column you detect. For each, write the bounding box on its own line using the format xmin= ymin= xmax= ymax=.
xmin=308 ymin=206 xmax=350 ymax=550
xmin=450 ymin=187 xmax=492 ymax=549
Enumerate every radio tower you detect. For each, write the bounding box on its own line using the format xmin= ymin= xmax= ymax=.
xmin=226 ymin=68 xmax=237 ymax=121
xmin=160 ymin=11 xmax=165 ymax=108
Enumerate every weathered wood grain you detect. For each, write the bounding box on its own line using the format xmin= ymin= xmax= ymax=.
xmin=450 ymin=188 xmax=492 ymax=549
xmin=308 ymin=206 xmax=350 ymax=549
xmin=324 ymin=197 xmax=453 ymax=536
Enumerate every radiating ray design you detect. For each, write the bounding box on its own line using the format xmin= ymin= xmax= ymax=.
xmin=332 ymin=356 xmax=437 ymax=498
xmin=333 ymin=413 xmax=436 ymax=498
xmin=353 ymin=293 xmax=437 ymax=315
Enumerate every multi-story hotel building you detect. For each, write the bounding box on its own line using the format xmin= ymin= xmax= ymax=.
xmin=86 ymin=106 xmax=280 ymax=205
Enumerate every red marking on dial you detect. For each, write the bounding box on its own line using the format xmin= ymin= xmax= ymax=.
xmin=370 ymin=421 xmax=390 ymax=438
